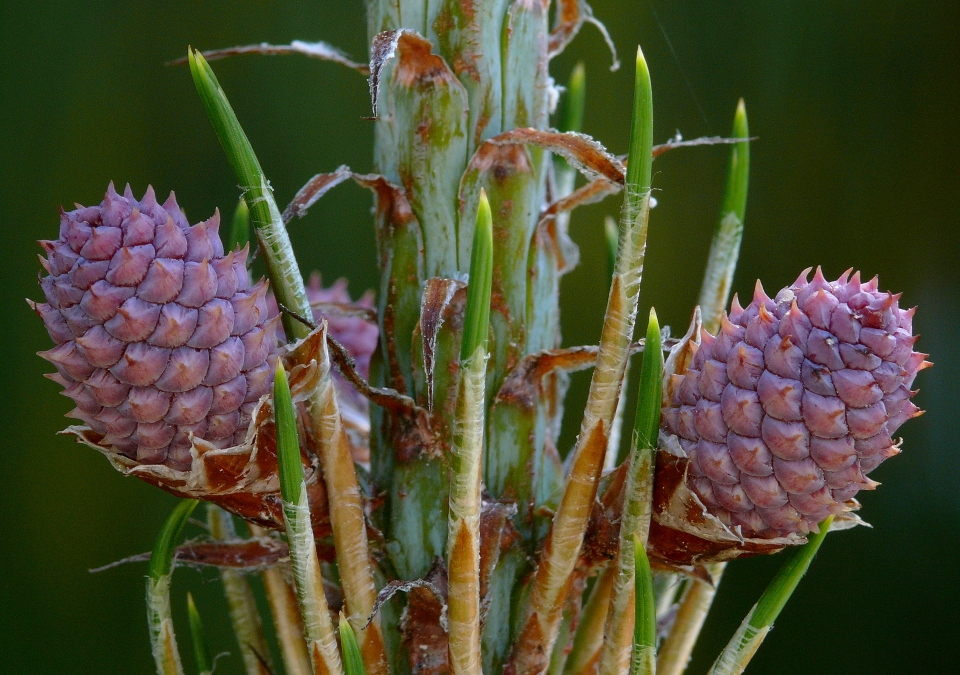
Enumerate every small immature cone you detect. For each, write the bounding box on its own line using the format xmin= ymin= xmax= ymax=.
xmin=266 ymin=274 xmax=379 ymax=469
xmin=661 ymin=268 xmax=928 ymax=538
xmin=269 ymin=273 xmax=378 ymax=379
xmin=32 ymin=183 xmax=280 ymax=469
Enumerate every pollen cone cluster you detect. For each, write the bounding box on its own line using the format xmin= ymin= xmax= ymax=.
xmin=32 ymin=183 xmax=280 ymax=470
xmin=662 ymin=268 xmax=929 ymax=538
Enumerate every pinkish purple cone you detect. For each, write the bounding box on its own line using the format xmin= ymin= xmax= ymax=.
xmin=32 ymin=183 xmax=281 ymax=470
xmin=662 ymin=268 xmax=930 ymax=538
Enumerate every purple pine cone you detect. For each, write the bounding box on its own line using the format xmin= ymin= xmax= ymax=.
xmin=32 ymin=183 xmax=281 ymax=470
xmin=662 ymin=268 xmax=929 ymax=538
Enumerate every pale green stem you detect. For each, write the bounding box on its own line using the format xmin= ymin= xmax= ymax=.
xmin=447 ymin=192 xmax=492 ymax=675
xmin=147 ymin=499 xmax=199 ymax=675
xmin=607 ymin=366 xmax=630 ymax=470
xmin=596 ymin=450 xmax=654 ymax=675
xmin=250 ymin=524 xmax=313 ymax=675
xmin=208 ymin=506 xmax=274 ymax=675
xmin=605 ymin=216 xmax=626 ymax=470
xmin=274 ymin=363 xmax=343 ymax=675
xmin=656 ymin=565 xmax=724 ymax=675
xmin=283 ymin=485 xmax=344 ymax=675
xmin=447 ymin=345 xmax=487 ymax=675
xmin=147 ymin=574 xmax=185 ymax=675
xmin=308 ymin=330 xmax=386 ymax=675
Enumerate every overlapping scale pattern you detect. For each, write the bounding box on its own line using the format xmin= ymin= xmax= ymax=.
xmin=662 ymin=268 xmax=929 ymax=537
xmin=32 ymin=183 xmax=281 ymax=470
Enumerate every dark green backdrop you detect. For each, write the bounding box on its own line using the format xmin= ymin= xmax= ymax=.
xmin=2 ymin=1 xmax=957 ymax=673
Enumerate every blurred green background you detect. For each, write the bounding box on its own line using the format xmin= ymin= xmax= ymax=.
xmin=2 ymin=1 xmax=957 ymax=673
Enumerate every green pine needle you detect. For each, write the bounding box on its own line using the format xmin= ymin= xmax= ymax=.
xmin=187 ymin=48 xmax=267 ymax=219
xmin=560 ymin=63 xmax=586 ymax=135
xmin=709 ymin=516 xmax=834 ymax=675
xmin=149 ymin=499 xmax=199 ymax=583
xmin=751 ymin=516 xmax=833 ymax=629
xmin=626 ymin=47 xmax=654 ymax=197
xmin=271 ymin=361 xmax=341 ymax=675
xmin=460 ymin=189 xmax=493 ymax=361
xmin=698 ymin=99 xmax=750 ymax=332
xmin=147 ymin=499 xmax=198 ymax=675
xmin=633 ymin=535 xmax=656 ymax=673
xmin=273 ymin=361 xmax=303 ymax=505
xmin=339 ymin=611 xmax=367 ymax=675
xmin=187 ymin=593 xmax=213 ymax=675
xmin=228 ymin=197 xmax=250 ymax=253
xmin=188 ymin=47 xmax=310 ymax=340
xmin=633 ymin=308 xmax=663 ymax=451
xmin=720 ymin=99 xmax=750 ymax=225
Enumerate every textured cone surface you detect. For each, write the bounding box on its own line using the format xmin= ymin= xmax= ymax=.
xmin=33 ymin=183 xmax=281 ymax=469
xmin=662 ymin=268 xmax=927 ymax=537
